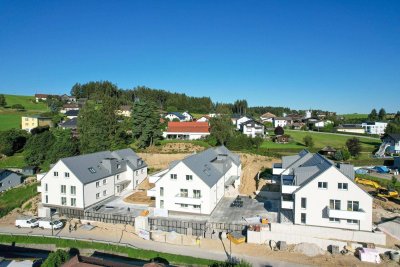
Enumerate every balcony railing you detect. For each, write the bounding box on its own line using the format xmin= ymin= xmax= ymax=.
xmin=327 ymin=207 xmax=366 ymax=220
xmin=174 ymin=194 xmax=202 ymax=205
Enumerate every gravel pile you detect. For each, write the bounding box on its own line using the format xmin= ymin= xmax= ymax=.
xmin=293 ymin=243 xmax=325 ymax=257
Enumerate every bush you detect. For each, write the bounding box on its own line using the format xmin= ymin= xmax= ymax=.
xmin=11 ymin=104 xmax=25 ymax=110
xmin=346 ymin=137 xmax=361 ymax=157
xmin=41 ymin=249 xmax=70 ymax=267
xmin=274 ymin=126 xmax=284 ymax=136
xmin=303 ymin=135 xmax=314 ymax=148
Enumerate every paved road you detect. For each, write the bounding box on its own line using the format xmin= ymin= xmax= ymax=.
xmin=0 ymin=225 xmax=309 ymax=267
xmin=286 ymin=130 xmax=380 ymax=140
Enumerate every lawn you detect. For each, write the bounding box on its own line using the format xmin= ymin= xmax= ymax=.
xmin=0 ymin=182 xmax=39 ymax=217
xmin=340 ymin=113 xmax=368 ymax=120
xmin=0 ymin=235 xmax=217 ymax=266
xmin=0 ymin=153 xmax=25 ymax=168
xmin=4 ymin=94 xmax=48 ymax=111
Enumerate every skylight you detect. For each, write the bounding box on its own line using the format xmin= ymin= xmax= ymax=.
xmin=88 ymin=167 xmax=96 ymax=174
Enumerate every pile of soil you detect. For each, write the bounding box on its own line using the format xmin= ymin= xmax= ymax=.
xmin=124 ymin=191 xmax=155 ymax=206
xmin=293 ymin=242 xmax=325 ymax=257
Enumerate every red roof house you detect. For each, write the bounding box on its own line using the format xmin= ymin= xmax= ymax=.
xmin=163 ymin=122 xmax=210 ymax=140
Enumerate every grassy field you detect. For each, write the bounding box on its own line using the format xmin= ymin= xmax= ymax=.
xmin=0 ymin=235 xmax=217 ymax=266
xmin=340 ymin=113 xmax=368 ymax=119
xmin=0 ymin=153 xmax=25 ymax=168
xmin=0 ymin=182 xmax=39 ymax=217
xmin=4 ymin=94 xmax=48 ymax=111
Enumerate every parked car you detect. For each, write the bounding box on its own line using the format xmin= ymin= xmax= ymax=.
xmin=38 ymin=219 xmax=64 ymax=230
xmin=15 ymin=218 xmax=39 ymax=228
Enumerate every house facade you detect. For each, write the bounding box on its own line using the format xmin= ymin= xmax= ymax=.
xmin=21 ymin=115 xmax=53 ymax=132
xmin=273 ymin=117 xmax=292 ymax=128
xmin=165 ymin=112 xmax=186 ymax=122
xmin=37 ymin=149 xmax=147 ymax=216
xmin=259 ymin=112 xmax=276 ymax=123
xmin=60 ymin=104 xmax=79 ymax=114
xmin=240 ymin=120 xmax=265 ymax=138
xmin=381 ymin=133 xmax=400 ymax=154
xmin=35 ymin=94 xmax=49 ymax=102
xmin=336 ymin=124 xmax=365 ymax=134
xmin=0 ymin=170 xmax=22 ymax=192
xmin=182 ymin=111 xmax=193 ymax=121
xmin=147 ymin=146 xmax=241 ymax=215
xmin=361 ymin=122 xmax=387 ymax=135
xmin=163 ymin=122 xmax=210 ymax=140
xmin=235 ymin=116 xmax=252 ymax=130
xmin=116 ymin=105 xmax=132 ymax=117
xmin=273 ymin=150 xmax=372 ymax=231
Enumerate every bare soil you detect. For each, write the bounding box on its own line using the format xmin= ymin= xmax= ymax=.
xmin=124 ymin=191 xmax=155 ymax=206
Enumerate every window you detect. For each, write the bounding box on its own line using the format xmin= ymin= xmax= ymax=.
xmin=45 ymin=183 xmax=48 ymax=192
xmin=70 ymin=186 xmax=76 ymax=195
xmin=186 ymin=175 xmax=193 ymax=181
xmin=338 ymin=183 xmax=348 ymax=190
xmin=103 ymin=190 xmax=107 ymax=196
xmin=71 ymin=198 xmax=76 ymax=207
xmin=318 ymin=182 xmax=327 ymax=189
xmin=96 ymin=181 xmax=100 ymax=188
xmin=180 ymin=189 xmax=188 ymax=197
xmin=301 ymin=198 xmax=307 ymax=209
xmin=65 ymin=172 xmax=70 ymax=178
xmin=61 ymin=197 xmax=67 ymax=206
xmin=347 ymin=219 xmax=358 ymax=224
xmin=170 ymin=174 xmax=177 ymax=180
xmin=116 ymin=174 xmax=120 ymax=180
xmin=180 ymin=204 xmax=188 ymax=208
xmin=96 ymin=193 xmax=100 ymax=199
xmin=61 ymin=185 xmax=66 ymax=194
xmin=329 ymin=199 xmax=341 ymax=210
xmin=136 ymin=171 xmax=138 ymax=175
xmin=54 ymin=171 xmax=59 ymax=177
xmin=301 ymin=213 xmax=306 ymax=224
xmin=88 ymin=167 xmax=96 ymax=173
xmin=347 ymin=201 xmax=359 ymax=211
xmin=117 ymin=164 xmax=121 ymax=169
xmin=193 ymin=190 xmax=201 ymax=198
xmin=160 ymin=187 xmax=164 ymax=197
xmin=141 ymin=169 xmax=144 ymax=173
xmin=103 ymin=179 xmax=107 ymax=185
xmin=329 ymin=217 xmax=340 ymax=223
xmin=194 ymin=205 xmax=201 ymax=209
xmin=160 ymin=200 xmax=164 ymax=208
xmin=45 ymin=195 xmax=48 ymax=203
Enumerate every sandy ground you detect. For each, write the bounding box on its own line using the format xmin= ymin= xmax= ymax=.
xmin=124 ymin=191 xmax=155 ymax=206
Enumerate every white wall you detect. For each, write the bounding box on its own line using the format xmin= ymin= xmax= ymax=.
xmin=83 ymin=175 xmax=115 ymax=208
xmin=293 ymin=166 xmax=372 ymax=231
xmin=132 ymin=166 xmax=148 ymax=188
xmin=242 ymin=124 xmax=264 ymax=138
xmin=236 ymin=117 xmax=251 ymax=130
xmin=162 ymin=132 xmax=210 ymax=140
xmin=273 ymin=119 xmax=287 ymax=128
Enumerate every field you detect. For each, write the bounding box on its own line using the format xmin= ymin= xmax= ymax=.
xmin=0 ymin=182 xmax=39 ymax=217
xmin=340 ymin=113 xmax=368 ymax=119
xmin=3 ymin=94 xmax=48 ymax=111
xmin=0 ymin=153 xmax=25 ymax=168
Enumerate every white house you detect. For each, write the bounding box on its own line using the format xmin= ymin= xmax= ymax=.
xmin=361 ymin=122 xmax=387 ymax=135
xmin=259 ymin=112 xmax=276 ymax=123
xmin=236 ymin=116 xmax=252 ymax=130
xmin=182 ymin=111 xmax=193 ymax=121
xmin=147 ymin=146 xmax=241 ymax=215
xmin=197 ymin=116 xmax=210 ymax=122
xmin=336 ymin=124 xmax=365 ymax=134
xmin=37 ymin=149 xmax=147 ymax=217
xmin=35 ymin=94 xmax=49 ymax=102
xmin=273 ymin=117 xmax=291 ymax=128
xmin=116 ymin=105 xmax=132 ymax=117
xmin=240 ymin=120 xmax=265 ymax=138
xmin=162 ymin=122 xmax=210 ymax=140
xmin=165 ymin=112 xmax=186 ymax=122
xmin=273 ymin=150 xmax=372 ymax=231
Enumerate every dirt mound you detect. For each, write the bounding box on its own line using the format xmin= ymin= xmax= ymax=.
xmin=293 ymin=242 xmax=325 ymax=257
xmin=146 ymin=142 xmax=206 ymax=153
xmin=124 ymin=191 xmax=155 ymax=206
xmin=138 ymin=153 xmax=190 ymax=170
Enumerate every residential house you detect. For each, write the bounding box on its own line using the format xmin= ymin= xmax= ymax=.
xmin=182 ymin=111 xmax=193 ymax=121
xmin=60 ymin=103 xmax=79 ymax=114
xmin=35 ymin=94 xmax=49 ymax=102
xmin=37 ymin=148 xmax=147 ymax=217
xmin=235 ymin=116 xmax=252 ymax=130
xmin=147 ymin=146 xmax=241 ymax=214
xmin=116 ymin=105 xmax=132 ymax=117
xmin=59 ymin=118 xmax=77 ymax=130
xmin=273 ymin=117 xmax=293 ymax=128
xmin=361 ymin=122 xmax=387 ymax=135
xmin=197 ymin=116 xmax=210 ymax=122
xmin=259 ymin=112 xmax=276 ymax=123
xmin=22 ymin=166 xmax=38 ymax=176
xmin=240 ymin=120 xmax=265 ymax=138
xmin=21 ymin=115 xmax=53 ymax=132
xmin=65 ymin=110 xmax=79 ymax=119
xmin=274 ymin=135 xmax=289 ymax=144
xmin=0 ymin=170 xmax=23 ymax=192
xmin=273 ymin=150 xmax=372 ymax=231
xmin=230 ymin=114 xmax=242 ymax=125
xmin=162 ymin=122 xmax=210 ymax=140
xmin=336 ymin=124 xmax=365 ymax=134
xmin=381 ymin=133 xmax=400 ymax=154
xmin=60 ymin=94 xmax=76 ymax=103
xmin=308 ymin=120 xmax=333 ymax=129
xmin=291 ymin=122 xmax=306 ymax=130
xmin=319 ymin=146 xmax=337 ymax=157
xmin=165 ymin=112 xmax=186 ymax=122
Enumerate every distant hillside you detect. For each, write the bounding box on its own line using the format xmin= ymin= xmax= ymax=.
xmin=3 ymin=94 xmax=48 ymax=111
xmin=340 ymin=113 xmax=368 ymax=120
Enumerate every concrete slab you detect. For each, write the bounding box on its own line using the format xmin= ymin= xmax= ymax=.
xmin=378 ymin=216 xmax=400 ymax=240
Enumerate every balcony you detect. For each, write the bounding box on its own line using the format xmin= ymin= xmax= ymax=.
xmin=273 ymin=163 xmax=284 ymax=175
xmin=327 ymin=207 xmax=366 ymax=220
xmin=147 ymin=188 xmax=156 ymax=197
xmin=174 ymin=194 xmax=202 ymax=205
xmin=282 ymin=185 xmax=300 ymax=194
xmin=281 ymin=200 xmax=294 ymax=209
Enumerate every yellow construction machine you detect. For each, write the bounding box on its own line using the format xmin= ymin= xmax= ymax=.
xmin=355 ymin=177 xmax=399 ymax=201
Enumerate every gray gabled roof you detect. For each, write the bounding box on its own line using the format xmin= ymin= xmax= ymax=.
xmin=177 ymin=146 xmax=240 ymax=188
xmin=0 ymin=169 xmax=22 ymax=182
xmin=59 ymin=149 xmax=146 ymax=185
xmin=59 ymin=118 xmax=77 ymax=128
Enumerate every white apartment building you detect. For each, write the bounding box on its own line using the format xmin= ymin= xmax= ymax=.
xmin=273 ymin=117 xmax=291 ymax=128
xmin=273 ymin=150 xmax=372 ymax=231
xmin=361 ymin=122 xmax=387 ymax=135
xmin=38 ymin=149 xmax=147 ymax=217
xmin=148 ymin=146 xmax=241 ymax=215
xmin=236 ymin=116 xmax=252 ymax=130
xmin=240 ymin=119 xmax=265 ymax=138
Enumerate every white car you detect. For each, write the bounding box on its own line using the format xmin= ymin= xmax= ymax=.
xmin=15 ymin=218 xmax=39 ymax=228
xmin=38 ymin=219 xmax=64 ymax=230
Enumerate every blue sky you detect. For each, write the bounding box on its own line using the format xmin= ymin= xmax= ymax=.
xmin=0 ymin=0 xmax=399 ymax=113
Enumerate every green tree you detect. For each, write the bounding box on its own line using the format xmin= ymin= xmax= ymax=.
xmin=346 ymin=137 xmax=361 ymax=157
xmin=210 ymin=116 xmax=233 ymax=145
xmin=0 ymin=94 xmax=6 ymax=107
xmin=132 ymin=100 xmax=162 ymax=148
xmin=11 ymin=104 xmax=25 ymax=110
xmin=368 ymin=108 xmax=377 ymax=121
xmin=274 ymin=126 xmax=284 ymax=136
xmin=385 ymin=122 xmax=400 ymax=134
xmin=24 ymin=131 xmax=55 ymax=166
xmin=0 ymin=129 xmax=28 ymax=156
xmin=41 ymin=249 xmax=70 ymax=267
xmin=46 ymin=129 xmax=79 ymax=164
xmin=391 ymin=176 xmax=398 ymax=188
xmin=303 ymin=135 xmax=314 ymax=148
xmin=378 ymin=108 xmax=386 ymax=121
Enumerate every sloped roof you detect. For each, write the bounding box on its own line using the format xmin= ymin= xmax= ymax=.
xmin=177 ymin=146 xmax=240 ymax=187
xmin=63 ymin=103 xmax=79 ymax=108
xmin=260 ymin=112 xmax=276 ymax=119
xmin=0 ymin=169 xmax=22 ymax=181
xmin=59 ymin=118 xmax=77 ymax=128
xmin=59 ymin=149 xmax=146 ymax=185
xmin=35 ymin=94 xmax=48 ymax=98
xmin=383 ymin=133 xmax=400 ymax=142
xmin=241 ymin=119 xmax=264 ymax=127
xmin=166 ymin=122 xmax=209 ymax=133
xmin=167 ymin=112 xmax=186 ymax=120
xmin=320 ymin=146 xmax=336 ymax=152
xmin=119 ymin=105 xmax=132 ymax=111
xmin=65 ymin=110 xmax=79 ymax=116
